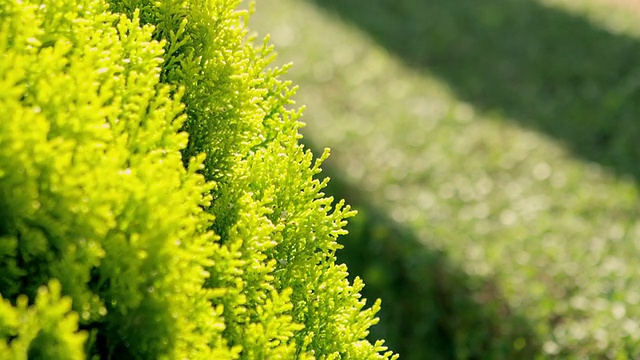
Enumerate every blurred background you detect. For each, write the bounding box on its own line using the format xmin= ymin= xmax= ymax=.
xmin=249 ymin=0 xmax=640 ymax=358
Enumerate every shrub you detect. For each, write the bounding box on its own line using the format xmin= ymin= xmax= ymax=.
xmin=0 ymin=0 xmax=397 ymax=358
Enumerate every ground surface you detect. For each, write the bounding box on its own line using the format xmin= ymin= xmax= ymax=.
xmin=249 ymin=1 xmax=640 ymax=358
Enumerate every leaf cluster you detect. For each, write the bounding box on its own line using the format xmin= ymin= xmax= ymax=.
xmin=0 ymin=0 xmax=398 ymax=358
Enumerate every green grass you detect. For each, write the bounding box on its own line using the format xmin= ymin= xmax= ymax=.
xmin=249 ymin=0 xmax=640 ymax=358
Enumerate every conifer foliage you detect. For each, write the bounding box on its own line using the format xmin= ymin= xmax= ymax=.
xmin=0 ymin=0 xmax=398 ymax=358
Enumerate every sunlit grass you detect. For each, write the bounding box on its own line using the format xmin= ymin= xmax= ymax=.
xmin=250 ymin=0 xmax=640 ymax=358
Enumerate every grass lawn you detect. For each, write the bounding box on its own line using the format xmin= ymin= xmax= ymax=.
xmin=249 ymin=0 xmax=640 ymax=358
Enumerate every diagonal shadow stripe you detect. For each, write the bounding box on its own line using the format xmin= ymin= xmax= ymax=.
xmin=247 ymin=1 xmax=640 ymax=357
xmin=307 ymin=140 xmax=542 ymax=360
xmin=309 ymin=0 xmax=640 ymax=182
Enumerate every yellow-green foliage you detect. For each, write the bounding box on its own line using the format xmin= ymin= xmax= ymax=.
xmin=0 ymin=0 xmax=397 ymax=358
xmin=0 ymin=280 xmax=86 ymax=360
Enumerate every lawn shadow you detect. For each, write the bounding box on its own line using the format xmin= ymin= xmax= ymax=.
xmin=313 ymin=147 xmax=542 ymax=360
xmin=309 ymin=0 xmax=640 ymax=182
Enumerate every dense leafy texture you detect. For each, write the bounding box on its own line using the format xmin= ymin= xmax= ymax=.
xmin=0 ymin=0 xmax=396 ymax=358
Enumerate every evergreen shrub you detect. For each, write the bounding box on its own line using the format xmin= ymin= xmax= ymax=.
xmin=0 ymin=0 xmax=398 ymax=358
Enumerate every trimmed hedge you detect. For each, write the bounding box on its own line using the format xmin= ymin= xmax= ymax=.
xmin=0 ymin=0 xmax=397 ymax=358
